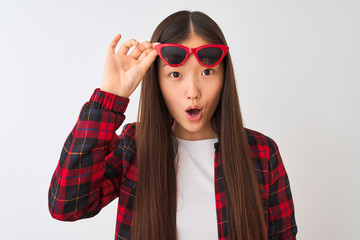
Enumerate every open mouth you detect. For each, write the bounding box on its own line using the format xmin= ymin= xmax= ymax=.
xmin=186 ymin=108 xmax=202 ymax=122
xmin=186 ymin=109 xmax=201 ymax=116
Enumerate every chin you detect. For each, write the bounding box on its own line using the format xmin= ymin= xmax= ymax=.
xmin=184 ymin=124 xmax=204 ymax=133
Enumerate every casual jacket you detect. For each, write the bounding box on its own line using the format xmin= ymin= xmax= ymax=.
xmin=48 ymin=88 xmax=297 ymax=240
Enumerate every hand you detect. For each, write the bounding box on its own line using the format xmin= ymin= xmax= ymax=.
xmin=101 ymin=33 xmax=159 ymax=98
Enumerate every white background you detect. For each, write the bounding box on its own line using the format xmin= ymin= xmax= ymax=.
xmin=0 ymin=0 xmax=359 ymax=239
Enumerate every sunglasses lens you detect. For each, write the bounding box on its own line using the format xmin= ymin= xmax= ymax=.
xmin=160 ymin=47 xmax=187 ymax=65
xmin=197 ymin=47 xmax=223 ymax=66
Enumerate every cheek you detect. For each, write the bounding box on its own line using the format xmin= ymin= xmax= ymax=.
xmin=209 ymin=90 xmax=221 ymax=108
xmin=207 ymin=81 xmax=223 ymax=109
xmin=159 ymin=79 xmax=177 ymax=112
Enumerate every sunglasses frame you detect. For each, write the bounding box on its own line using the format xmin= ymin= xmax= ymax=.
xmin=155 ymin=43 xmax=229 ymax=68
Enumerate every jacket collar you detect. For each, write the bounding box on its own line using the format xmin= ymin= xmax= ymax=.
xmin=214 ymin=142 xmax=220 ymax=153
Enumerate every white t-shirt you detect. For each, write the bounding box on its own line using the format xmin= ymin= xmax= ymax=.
xmin=175 ymin=136 xmax=219 ymax=240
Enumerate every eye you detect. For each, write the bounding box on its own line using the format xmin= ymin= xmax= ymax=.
xmin=202 ymin=69 xmax=214 ymax=76
xmin=169 ymin=72 xmax=181 ymax=78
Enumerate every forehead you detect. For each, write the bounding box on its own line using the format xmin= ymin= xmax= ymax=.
xmin=177 ymin=34 xmax=211 ymax=48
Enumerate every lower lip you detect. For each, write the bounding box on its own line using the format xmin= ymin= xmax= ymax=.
xmin=186 ymin=110 xmax=202 ymax=122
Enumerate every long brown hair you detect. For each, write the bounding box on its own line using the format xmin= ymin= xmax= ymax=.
xmin=133 ymin=10 xmax=267 ymax=240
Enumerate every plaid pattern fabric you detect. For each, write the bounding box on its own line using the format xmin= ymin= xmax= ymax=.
xmin=48 ymin=88 xmax=297 ymax=240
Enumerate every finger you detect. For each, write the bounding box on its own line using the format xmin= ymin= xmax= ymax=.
xmin=138 ymin=42 xmax=160 ymax=60
xmin=118 ymin=38 xmax=140 ymax=55
xmin=135 ymin=43 xmax=154 ymax=60
xmin=129 ymin=41 xmax=152 ymax=59
xmin=138 ymin=49 xmax=159 ymax=73
xmin=107 ymin=33 xmax=122 ymax=54
xmin=138 ymin=48 xmax=153 ymax=61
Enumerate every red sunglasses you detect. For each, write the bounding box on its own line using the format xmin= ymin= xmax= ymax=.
xmin=155 ymin=43 xmax=229 ymax=68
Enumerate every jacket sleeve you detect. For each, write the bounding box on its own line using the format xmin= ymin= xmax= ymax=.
xmin=48 ymin=88 xmax=130 ymax=221
xmin=267 ymin=139 xmax=298 ymax=239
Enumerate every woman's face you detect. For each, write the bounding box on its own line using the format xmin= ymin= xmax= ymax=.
xmin=158 ymin=34 xmax=224 ymax=140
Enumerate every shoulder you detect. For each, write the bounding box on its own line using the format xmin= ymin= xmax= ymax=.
xmin=245 ymin=128 xmax=279 ymax=156
xmin=245 ymin=128 xmax=285 ymax=199
xmin=244 ymin=127 xmax=281 ymax=174
xmin=245 ymin=127 xmax=287 ymax=180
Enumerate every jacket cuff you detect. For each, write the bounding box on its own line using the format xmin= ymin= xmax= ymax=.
xmin=89 ymin=88 xmax=130 ymax=114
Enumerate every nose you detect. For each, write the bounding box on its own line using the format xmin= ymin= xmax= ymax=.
xmin=186 ymin=77 xmax=201 ymax=101
xmin=184 ymin=54 xmax=201 ymax=101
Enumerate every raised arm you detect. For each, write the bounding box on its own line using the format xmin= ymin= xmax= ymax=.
xmin=48 ymin=89 xmax=129 ymax=221
xmin=48 ymin=33 xmax=159 ymax=221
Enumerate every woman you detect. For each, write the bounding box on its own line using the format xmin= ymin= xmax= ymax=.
xmin=48 ymin=10 xmax=297 ymax=240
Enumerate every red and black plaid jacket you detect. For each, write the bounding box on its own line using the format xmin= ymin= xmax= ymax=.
xmin=48 ymin=88 xmax=297 ymax=240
